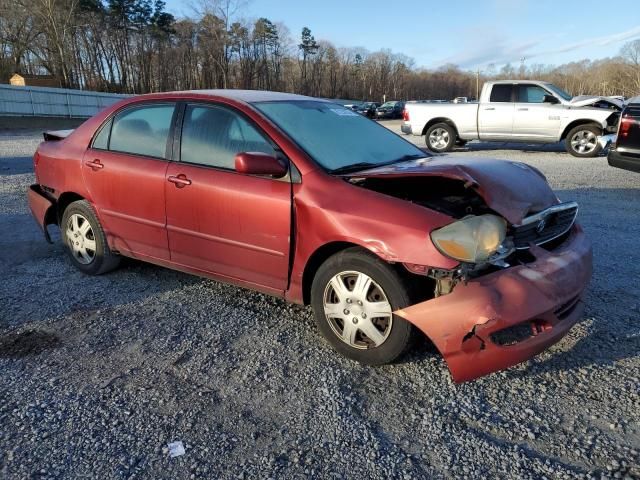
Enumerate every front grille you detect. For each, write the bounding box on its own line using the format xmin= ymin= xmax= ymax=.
xmin=511 ymin=202 xmax=578 ymax=250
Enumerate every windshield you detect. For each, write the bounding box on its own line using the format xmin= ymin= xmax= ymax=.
xmin=253 ymin=100 xmax=427 ymax=172
xmin=380 ymin=101 xmax=397 ymax=108
xmin=545 ymin=83 xmax=572 ymax=101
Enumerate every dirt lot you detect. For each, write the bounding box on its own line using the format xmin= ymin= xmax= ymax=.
xmin=1 ymin=124 xmax=639 ymax=479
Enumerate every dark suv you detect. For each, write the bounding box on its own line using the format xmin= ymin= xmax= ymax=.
xmin=608 ymin=100 xmax=640 ymax=173
xmin=356 ymin=102 xmax=380 ymax=118
xmin=375 ymin=101 xmax=405 ymax=119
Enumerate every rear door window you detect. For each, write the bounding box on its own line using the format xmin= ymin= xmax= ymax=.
xmin=92 ymin=118 xmax=111 ymax=150
xmin=489 ymin=84 xmax=513 ymax=102
xmin=109 ymin=104 xmax=175 ymax=159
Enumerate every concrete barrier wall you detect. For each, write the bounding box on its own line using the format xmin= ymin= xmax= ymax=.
xmin=0 ymin=85 xmax=129 ymax=118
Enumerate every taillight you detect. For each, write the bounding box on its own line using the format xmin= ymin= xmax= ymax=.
xmin=402 ymin=108 xmax=409 ymax=121
xmin=619 ymin=115 xmax=632 ymax=139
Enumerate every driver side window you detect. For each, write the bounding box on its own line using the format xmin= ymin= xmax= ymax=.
xmin=518 ymin=85 xmax=549 ymax=103
xmin=180 ymin=104 xmax=276 ymax=169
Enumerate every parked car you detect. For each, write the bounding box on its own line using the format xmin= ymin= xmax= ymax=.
xmin=28 ymin=90 xmax=592 ymax=383
xmin=402 ymin=80 xmax=622 ymax=157
xmin=355 ymin=102 xmax=380 ymax=118
xmin=608 ymin=99 xmax=640 ymax=172
xmin=375 ymin=101 xmax=405 ymax=119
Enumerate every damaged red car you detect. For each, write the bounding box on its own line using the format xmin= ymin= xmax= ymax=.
xmin=28 ymin=91 xmax=592 ymax=382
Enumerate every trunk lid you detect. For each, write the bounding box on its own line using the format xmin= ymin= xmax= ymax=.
xmin=43 ymin=129 xmax=74 ymax=141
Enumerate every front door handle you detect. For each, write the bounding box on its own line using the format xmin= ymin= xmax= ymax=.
xmin=517 ymin=108 xmax=529 ymax=111
xmin=484 ymin=107 xmax=495 ymax=111
xmin=84 ymin=159 xmax=104 ymax=170
xmin=168 ymin=174 xmax=192 ymax=188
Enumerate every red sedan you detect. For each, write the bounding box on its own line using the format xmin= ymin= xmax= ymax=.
xmin=28 ymin=90 xmax=592 ymax=382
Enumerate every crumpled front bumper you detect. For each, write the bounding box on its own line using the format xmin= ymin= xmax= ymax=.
xmin=394 ymin=226 xmax=592 ymax=383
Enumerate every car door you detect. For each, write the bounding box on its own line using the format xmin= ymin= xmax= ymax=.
xmin=82 ymin=102 xmax=176 ymax=260
xmin=165 ymin=102 xmax=292 ymax=290
xmin=512 ymin=84 xmax=562 ymax=141
xmin=478 ymin=83 xmax=515 ymax=140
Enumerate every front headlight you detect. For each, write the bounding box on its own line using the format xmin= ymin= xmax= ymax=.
xmin=430 ymin=214 xmax=507 ymax=263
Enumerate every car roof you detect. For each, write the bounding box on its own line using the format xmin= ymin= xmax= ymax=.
xmin=178 ymin=89 xmax=321 ymax=103
xmin=490 ymin=80 xmax=548 ymax=85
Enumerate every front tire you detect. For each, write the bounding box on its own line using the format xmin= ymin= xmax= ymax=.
xmin=61 ymin=200 xmax=120 ymax=275
xmin=311 ymin=248 xmax=414 ymax=365
xmin=566 ymin=124 xmax=602 ymax=157
xmin=425 ymin=123 xmax=455 ymax=152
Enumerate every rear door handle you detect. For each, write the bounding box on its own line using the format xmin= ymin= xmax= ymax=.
xmin=168 ymin=174 xmax=192 ymax=188
xmin=484 ymin=107 xmax=495 ymax=111
xmin=517 ymin=108 xmax=529 ymax=111
xmin=84 ymin=159 xmax=104 ymax=170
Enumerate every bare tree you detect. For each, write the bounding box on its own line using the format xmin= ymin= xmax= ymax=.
xmin=1 ymin=0 xmax=639 ymax=101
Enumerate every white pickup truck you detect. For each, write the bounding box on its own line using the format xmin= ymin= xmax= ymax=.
xmin=401 ymin=80 xmax=622 ymax=157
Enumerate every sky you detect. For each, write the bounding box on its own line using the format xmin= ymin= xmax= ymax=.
xmin=164 ymin=0 xmax=640 ymax=71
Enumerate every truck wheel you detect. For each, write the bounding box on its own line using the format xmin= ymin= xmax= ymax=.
xmin=426 ymin=123 xmax=455 ymax=152
xmin=61 ymin=200 xmax=120 ymax=275
xmin=566 ymin=124 xmax=602 ymax=158
xmin=311 ymin=248 xmax=415 ymax=365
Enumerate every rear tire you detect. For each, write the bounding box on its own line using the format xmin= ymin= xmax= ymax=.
xmin=311 ymin=248 xmax=415 ymax=365
xmin=425 ymin=123 xmax=455 ymax=152
xmin=61 ymin=200 xmax=120 ymax=275
xmin=565 ymin=124 xmax=602 ymax=157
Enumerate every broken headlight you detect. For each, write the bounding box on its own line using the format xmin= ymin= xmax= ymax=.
xmin=430 ymin=214 xmax=506 ymax=264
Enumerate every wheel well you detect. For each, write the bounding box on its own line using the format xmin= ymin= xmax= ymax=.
xmin=422 ymin=118 xmax=458 ymax=137
xmin=300 ymin=242 xmax=436 ymax=306
xmin=55 ymin=192 xmax=85 ymax=224
xmin=560 ymin=120 xmax=603 ymax=140
xmin=301 ymin=242 xmax=360 ymax=305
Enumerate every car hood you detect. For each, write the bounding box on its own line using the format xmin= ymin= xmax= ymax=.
xmin=569 ymin=95 xmax=624 ymax=109
xmin=343 ymin=156 xmax=559 ymax=224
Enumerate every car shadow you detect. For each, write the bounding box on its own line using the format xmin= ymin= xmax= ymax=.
xmin=453 ymin=141 xmax=567 ymax=153
xmin=0 ymin=211 xmax=204 ymax=330
xmin=414 ymin=141 xmax=610 ymax=157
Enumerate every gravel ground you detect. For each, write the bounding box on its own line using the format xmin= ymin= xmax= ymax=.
xmin=1 ymin=124 xmax=639 ymax=479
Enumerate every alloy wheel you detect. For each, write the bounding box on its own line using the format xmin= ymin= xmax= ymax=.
xmin=570 ymin=130 xmax=597 ymax=154
xmin=429 ymin=127 xmax=450 ymax=150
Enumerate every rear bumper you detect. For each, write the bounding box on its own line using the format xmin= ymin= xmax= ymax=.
xmin=608 ymin=149 xmax=640 ymax=173
xmin=27 ymin=184 xmax=54 ymax=243
xmin=394 ymin=227 xmax=592 ymax=382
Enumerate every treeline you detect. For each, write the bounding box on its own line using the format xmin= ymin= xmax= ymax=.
xmin=1 ymin=0 xmax=639 ymax=100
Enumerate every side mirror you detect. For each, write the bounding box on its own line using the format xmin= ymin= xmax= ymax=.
xmin=543 ymin=94 xmax=559 ymax=104
xmin=235 ymin=152 xmax=288 ymax=177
